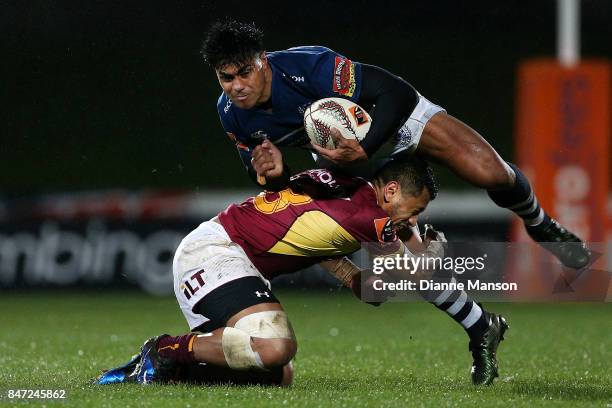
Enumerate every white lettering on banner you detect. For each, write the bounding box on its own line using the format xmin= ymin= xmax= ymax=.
xmin=0 ymin=220 xmax=183 ymax=295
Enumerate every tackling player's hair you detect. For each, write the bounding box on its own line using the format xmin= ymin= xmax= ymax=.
xmin=374 ymin=156 xmax=438 ymax=200
xmin=201 ymin=19 xmax=264 ymax=69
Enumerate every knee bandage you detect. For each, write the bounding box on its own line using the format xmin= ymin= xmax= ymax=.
xmin=221 ymin=311 xmax=295 ymax=370
xmin=221 ymin=327 xmax=264 ymax=370
xmin=234 ymin=311 xmax=295 ymax=339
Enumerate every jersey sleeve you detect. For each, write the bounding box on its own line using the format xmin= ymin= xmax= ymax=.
xmin=357 ymin=64 xmax=419 ymax=158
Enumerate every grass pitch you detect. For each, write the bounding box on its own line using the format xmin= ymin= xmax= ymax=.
xmin=0 ymin=289 xmax=610 ymax=407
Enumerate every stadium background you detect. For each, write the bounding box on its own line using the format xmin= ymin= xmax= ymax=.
xmin=0 ymin=2 xmax=610 ymax=405
xmin=3 ymin=0 xmax=610 ymax=192
xmin=1 ymin=0 xmax=610 ymax=293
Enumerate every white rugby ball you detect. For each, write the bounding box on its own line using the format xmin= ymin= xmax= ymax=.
xmin=303 ymin=97 xmax=371 ymax=149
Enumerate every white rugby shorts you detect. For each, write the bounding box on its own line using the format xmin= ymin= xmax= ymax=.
xmin=391 ymin=93 xmax=446 ymax=155
xmin=173 ymin=217 xmax=270 ymax=330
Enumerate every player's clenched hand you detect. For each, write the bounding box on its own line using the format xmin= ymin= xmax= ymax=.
xmin=421 ymin=224 xmax=447 ymax=258
xmin=251 ymin=139 xmax=284 ymax=180
xmin=310 ymin=128 xmax=368 ymax=164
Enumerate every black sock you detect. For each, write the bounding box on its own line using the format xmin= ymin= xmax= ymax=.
xmin=419 ymin=276 xmax=490 ymax=339
xmin=488 ymin=162 xmax=547 ymax=227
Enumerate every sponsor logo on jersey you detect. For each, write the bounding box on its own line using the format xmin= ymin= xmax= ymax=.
xmin=302 ymin=169 xmax=338 ymax=188
xmin=349 ymin=105 xmax=369 ymax=126
xmin=374 ymin=217 xmax=397 ymax=243
xmin=333 ymin=57 xmax=356 ymax=97
xmin=223 ymin=98 xmax=233 ymax=113
xmin=250 ymin=130 xmax=268 ymax=140
xmin=181 ymin=269 xmax=206 ymax=300
xmin=282 ymin=73 xmax=305 ymax=83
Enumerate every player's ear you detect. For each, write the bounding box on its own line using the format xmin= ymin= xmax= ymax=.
xmin=259 ymin=51 xmax=268 ymax=66
xmin=384 ymin=181 xmax=400 ymax=203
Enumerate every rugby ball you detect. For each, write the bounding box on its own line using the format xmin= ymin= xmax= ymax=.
xmin=303 ymin=98 xmax=371 ymax=149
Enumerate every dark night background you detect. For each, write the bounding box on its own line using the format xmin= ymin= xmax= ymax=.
xmin=2 ymin=0 xmax=610 ymax=194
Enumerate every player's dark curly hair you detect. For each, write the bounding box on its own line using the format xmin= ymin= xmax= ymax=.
xmin=201 ymin=19 xmax=264 ymax=69
xmin=374 ymin=155 xmax=438 ymax=200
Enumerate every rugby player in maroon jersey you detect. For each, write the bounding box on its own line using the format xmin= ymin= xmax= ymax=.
xmin=95 ymin=154 xmax=507 ymax=387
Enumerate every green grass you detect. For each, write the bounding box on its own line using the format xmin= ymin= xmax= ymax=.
xmin=0 ymin=290 xmax=610 ymax=407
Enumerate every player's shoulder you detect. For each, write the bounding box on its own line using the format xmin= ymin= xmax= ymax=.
xmin=267 ymin=46 xmax=342 ymax=69
xmin=268 ymin=45 xmax=337 ymax=59
xmin=289 ymin=168 xmax=367 ymax=199
xmin=216 ymin=92 xmax=239 ymax=129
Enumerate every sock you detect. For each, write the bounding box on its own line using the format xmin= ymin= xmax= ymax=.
xmin=419 ymin=276 xmax=490 ymax=339
xmin=156 ymin=334 xmax=196 ymax=364
xmin=487 ymin=162 xmax=547 ymax=227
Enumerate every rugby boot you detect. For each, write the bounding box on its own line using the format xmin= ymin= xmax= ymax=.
xmin=469 ymin=313 xmax=509 ymax=386
xmin=133 ymin=334 xmax=181 ymax=384
xmin=93 ymin=352 xmax=141 ymax=385
xmin=527 ymin=217 xmax=590 ymax=269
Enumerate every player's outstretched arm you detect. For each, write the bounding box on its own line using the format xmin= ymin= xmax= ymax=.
xmin=320 ymin=257 xmax=360 ymax=287
xmin=320 ymin=257 xmax=382 ymax=306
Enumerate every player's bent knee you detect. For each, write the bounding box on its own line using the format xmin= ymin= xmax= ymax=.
xmin=220 ymin=328 xmax=297 ymax=371
xmin=223 ymin=310 xmax=297 ymax=370
xmin=253 ymin=338 xmax=297 ymax=368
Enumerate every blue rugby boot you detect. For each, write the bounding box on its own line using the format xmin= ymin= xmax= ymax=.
xmin=93 ymin=352 xmax=141 ymax=385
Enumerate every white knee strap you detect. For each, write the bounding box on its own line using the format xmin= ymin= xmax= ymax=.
xmin=221 ymin=311 xmax=295 ymax=370
xmin=233 ymin=311 xmax=295 ymax=340
xmin=221 ymin=327 xmax=264 ymax=370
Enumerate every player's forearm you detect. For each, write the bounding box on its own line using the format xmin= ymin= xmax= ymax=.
xmin=320 ymin=257 xmax=360 ymax=287
xmin=358 ymin=64 xmax=419 ymax=157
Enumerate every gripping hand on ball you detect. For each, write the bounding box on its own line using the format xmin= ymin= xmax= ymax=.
xmin=310 ymin=128 xmax=368 ymax=164
xmin=252 ymin=139 xmax=284 ymax=182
